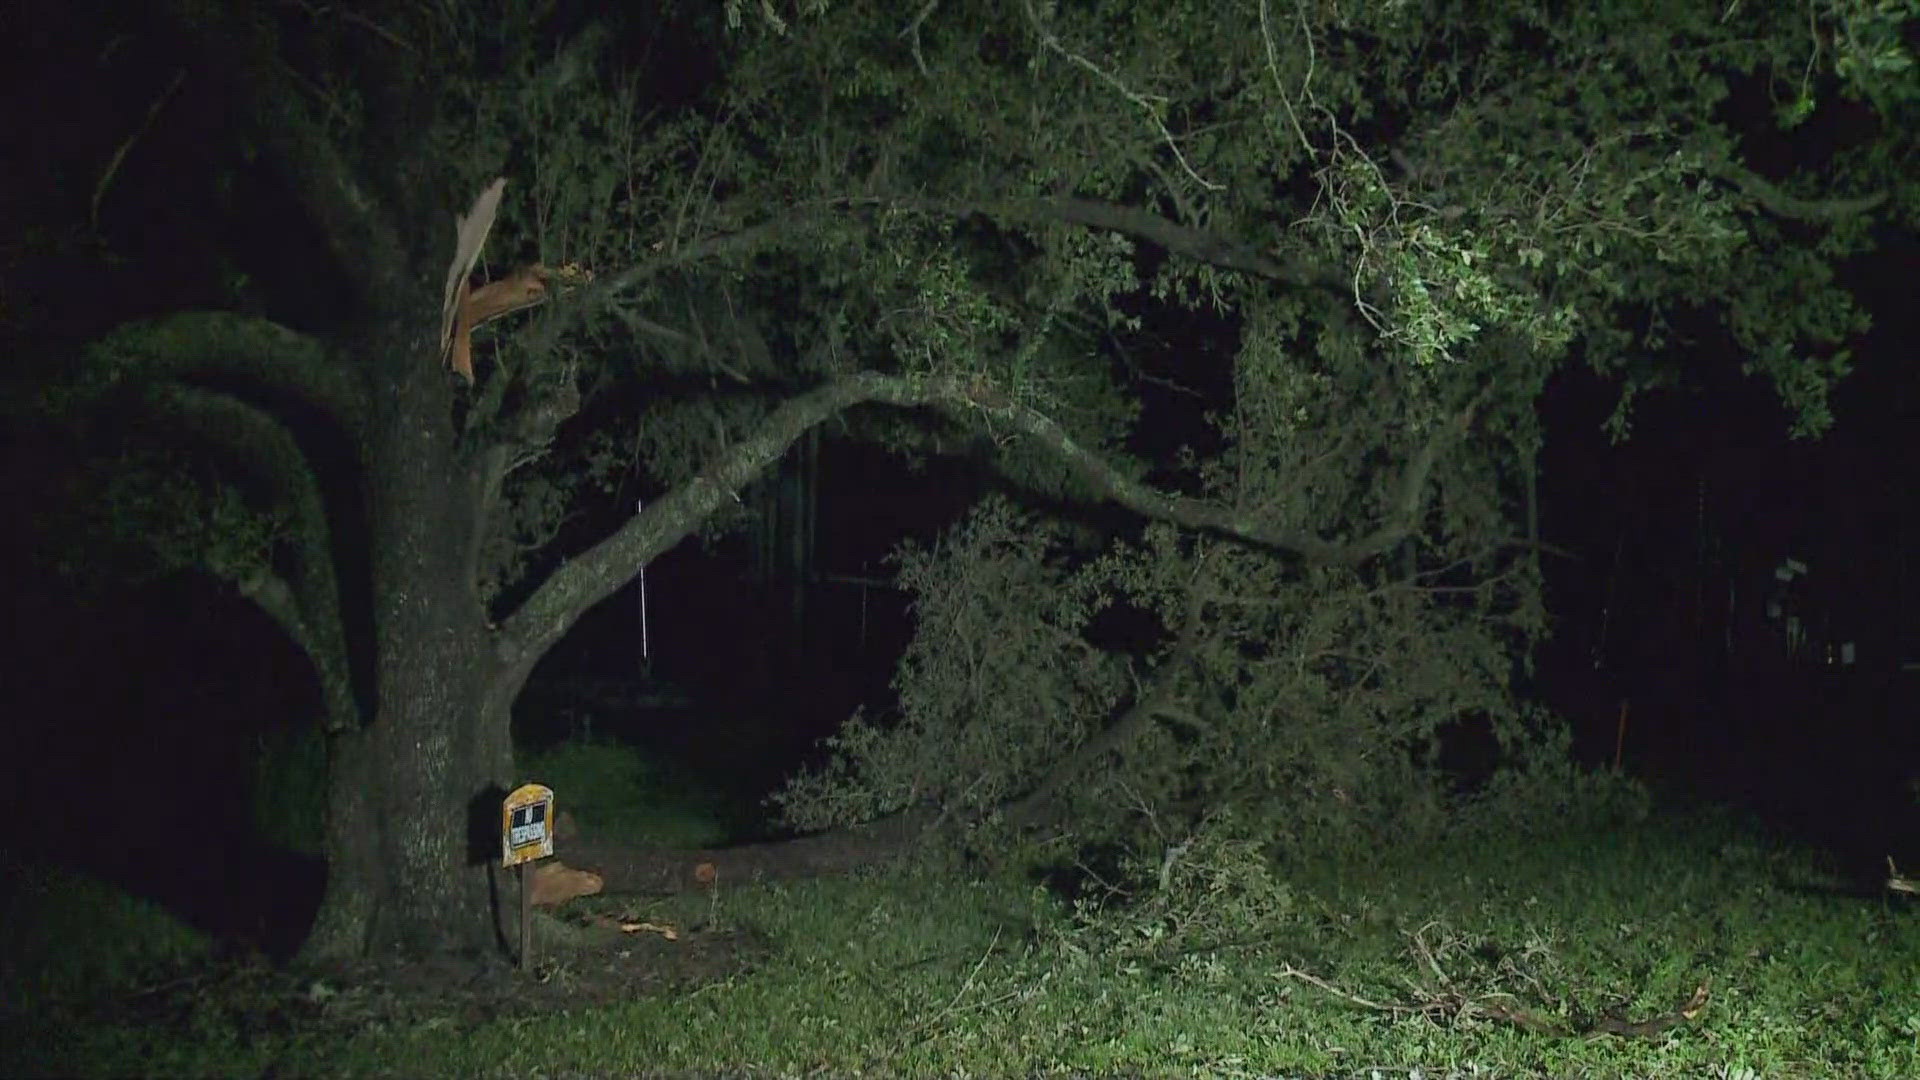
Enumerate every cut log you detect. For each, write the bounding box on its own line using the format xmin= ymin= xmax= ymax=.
xmin=529 ymin=859 xmax=604 ymax=907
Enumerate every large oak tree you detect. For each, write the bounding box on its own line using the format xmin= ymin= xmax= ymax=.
xmin=50 ymin=0 xmax=1914 ymax=959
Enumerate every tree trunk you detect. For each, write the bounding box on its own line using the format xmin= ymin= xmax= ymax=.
xmin=300 ymin=339 xmax=515 ymax=962
xmin=301 ymin=692 xmax=513 ymax=961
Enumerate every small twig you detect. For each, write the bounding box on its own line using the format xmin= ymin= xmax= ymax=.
xmin=915 ymin=926 xmax=1002 ymax=1033
xmin=1888 ymin=856 xmax=1917 ymax=894
xmin=1277 ymin=964 xmax=1420 ymax=1015
xmin=898 ymin=0 xmax=940 ymax=76
xmin=92 ymin=69 xmax=186 ymax=233
xmin=1410 ymin=920 xmax=1454 ymax=989
xmin=1022 ymin=0 xmax=1222 ymax=192
xmin=1157 ymin=838 xmax=1194 ymax=893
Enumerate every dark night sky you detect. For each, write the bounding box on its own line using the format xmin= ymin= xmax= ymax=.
xmin=2 ymin=2 xmax=1916 ymax=946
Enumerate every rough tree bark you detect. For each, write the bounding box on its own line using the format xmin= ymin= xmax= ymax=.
xmin=298 ymin=329 xmax=514 ymax=959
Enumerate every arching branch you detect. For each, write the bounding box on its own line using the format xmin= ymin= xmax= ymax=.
xmin=146 ymin=383 xmax=360 ymax=733
xmin=84 ymin=312 xmax=369 ymax=443
xmin=490 ymin=370 xmax=1478 ymax=683
xmin=1711 ymin=161 xmax=1887 ymax=223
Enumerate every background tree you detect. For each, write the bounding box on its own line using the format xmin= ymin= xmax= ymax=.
xmin=44 ymin=0 xmax=1914 ymax=961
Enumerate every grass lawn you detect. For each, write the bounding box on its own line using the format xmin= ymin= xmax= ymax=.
xmin=5 ymin=805 xmax=1917 ymax=1078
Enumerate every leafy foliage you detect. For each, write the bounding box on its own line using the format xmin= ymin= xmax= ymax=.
xmin=777 ymin=478 xmax=1588 ymax=873
xmin=57 ymin=0 xmax=1910 ymax=641
xmin=1043 ymin=810 xmax=1304 ymax=968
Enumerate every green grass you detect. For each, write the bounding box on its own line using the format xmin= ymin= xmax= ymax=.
xmin=519 ymin=738 xmax=733 ymax=848
xmin=0 ymin=860 xmax=214 ymax=1007
xmin=249 ymin=729 xmax=739 ymax=859
xmin=8 ymin=809 xmax=1920 ymax=1078
xmin=0 ymin=861 xmax=240 ymax=1078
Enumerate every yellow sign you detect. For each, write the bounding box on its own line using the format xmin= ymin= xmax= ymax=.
xmin=502 ymin=784 xmax=555 ymax=867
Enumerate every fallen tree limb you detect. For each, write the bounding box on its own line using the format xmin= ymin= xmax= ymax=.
xmin=556 ymin=808 xmax=938 ymax=895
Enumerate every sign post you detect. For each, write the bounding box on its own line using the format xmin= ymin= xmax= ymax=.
xmin=501 ymin=783 xmax=555 ymax=971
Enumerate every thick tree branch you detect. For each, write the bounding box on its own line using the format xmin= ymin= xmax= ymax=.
xmin=1710 ymin=161 xmax=1887 ymax=223
xmin=1001 ymin=563 xmax=1215 ymax=829
xmin=493 ymin=370 xmax=1476 ymax=682
xmin=232 ymin=566 xmax=360 ymax=734
xmin=851 ymin=192 xmax=1353 ymax=294
xmin=512 ymin=192 xmax=1356 ymax=401
xmin=575 ymin=190 xmax=1349 ymax=329
xmin=491 ymin=370 xmax=934 ymax=675
xmin=85 ymin=312 xmax=369 ymax=443
xmin=983 ymin=384 xmax=1485 ymax=566
xmin=150 ymin=383 xmax=360 ymax=733
xmin=1012 ymin=197 xmax=1349 ymax=292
